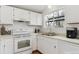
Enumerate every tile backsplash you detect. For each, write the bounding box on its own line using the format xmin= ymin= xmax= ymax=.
xmin=0 ymin=24 xmax=13 ymax=35
xmin=13 ymin=21 xmax=41 ymax=33
xmin=0 ymin=21 xmax=42 ymax=35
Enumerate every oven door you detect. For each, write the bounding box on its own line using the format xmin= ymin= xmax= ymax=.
xmin=14 ymin=37 xmax=32 ymax=53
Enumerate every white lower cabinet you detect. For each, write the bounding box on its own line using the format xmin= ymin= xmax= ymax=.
xmin=58 ymin=40 xmax=79 ymax=54
xmin=0 ymin=39 xmax=5 ymax=54
xmin=0 ymin=37 xmax=13 ymax=54
xmin=38 ymin=36 xmax=46 ymax=53
xmin=16 ymin=49 xmax=32 ymax=54
xmin=32 ymin=38 xmax=37 ymax=51
xmin=32 ymin=34 xmax=38 ymax=51
xmin=38 ymin=36 xmax=58 ymax=54
xmin=37 ymin=35 xmax=79 ymax=54
xmin=4 ymin=38 xmax=13 ymax=54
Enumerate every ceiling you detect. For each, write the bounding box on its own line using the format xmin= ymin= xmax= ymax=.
xmin=11 ymin=5 xmax=47 ymax=13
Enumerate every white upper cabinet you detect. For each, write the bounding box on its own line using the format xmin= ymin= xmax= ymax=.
xmin=43 ymin=15 xmax=49 ymax=28
xmin=30 ymin=12 xmax=37 ymax=25
xmin=0 ymin=6 xmax=13 ymax=24
xmin=52 ymin=5 xmax=58 ymax=11
xmin=13 ymin=8 xmax=30 ymax=21
xmin=36 ymin=13 xmax=42 ymax=25
xmin=30 ymin=12 xmax=42 ymax=26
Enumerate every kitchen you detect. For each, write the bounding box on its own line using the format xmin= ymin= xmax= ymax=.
xmin=0 ymin=5 xmax=79 ymax=54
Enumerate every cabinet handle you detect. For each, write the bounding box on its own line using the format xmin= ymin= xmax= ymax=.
xmin=54 ymin=46 xmax=56 ymax=48
xmin=4 ymin=45 xmax=5 ymax=48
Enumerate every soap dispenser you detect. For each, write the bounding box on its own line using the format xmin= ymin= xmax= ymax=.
xmin=1 ymin=25 xmax=6 ymax=35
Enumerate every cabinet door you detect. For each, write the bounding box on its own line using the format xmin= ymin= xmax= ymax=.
xmin=32 ymin=35 xmax=37 ymax=51
xmin=38 ymin=36 xmax=46 ymax=53
xmin=4 ymin=38 xmax=13 ymax=54
xmin=43 ymin=37 xmax=58 ymax=54
xmin=0 ymin=40 xmax=5 ymax=54
xmin=32 ymin=38 xmax=37 ymax=50
xmin=52 ymin=5 xmax=58 ymax=11
xmin=0 ymin=6 xmax=13 ymax=24
xmin=23 ymin=10 xmax=30 ymax=21
xmin=58 ymin=40 xmax=79 ymax=54
xmin=30 ymin=12 xmax=42 ymax=25
xmin=14 ymin=8 xmax=30 ymax=21
xmin=36 ymin=13 xmax=42 ymax=25
xmin=38 ymin=36 xmax=58 ymax=54
xmin=30 ymin=12 xmax=37 ymax=25
xmin=14 ymin=8 xmax=22 ymax=21
xmin=43 ymin=15 xmax=48 ymax=28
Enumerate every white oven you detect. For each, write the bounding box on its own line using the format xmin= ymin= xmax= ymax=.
xmin=13 ymin=33 xmax=32 ymax=53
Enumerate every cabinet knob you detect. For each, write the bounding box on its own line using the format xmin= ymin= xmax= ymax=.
xmin=4 ymin=45 xmax=5 ymax=48
xmin=54 ymin=46 xmax=56 ymax=48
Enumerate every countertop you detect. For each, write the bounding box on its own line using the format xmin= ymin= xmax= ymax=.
xmin=38 ymin=33 xmax=79 ymax=45
xmin=1 ymin=33 xmax=79 ymax=45
xmin=0 ymin=35 xmax=13 ymax=40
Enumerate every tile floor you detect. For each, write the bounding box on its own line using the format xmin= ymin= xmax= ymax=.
xmin=32 ymin=50 xmax=42 ymax=54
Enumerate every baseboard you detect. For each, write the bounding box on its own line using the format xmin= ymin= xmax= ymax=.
xmin=32 ymin=50 xmax=43 ymax=54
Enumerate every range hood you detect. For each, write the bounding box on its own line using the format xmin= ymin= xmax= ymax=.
xmin=13 ymin=18 xmax=30 ymax=22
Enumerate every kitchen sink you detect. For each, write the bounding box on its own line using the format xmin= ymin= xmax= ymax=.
xmin=41 ymin=32 xmax=56 ymax=36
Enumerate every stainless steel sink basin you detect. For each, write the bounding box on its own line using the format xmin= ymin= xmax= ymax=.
xmin=41 ymin=32 xmax=56 ymax=36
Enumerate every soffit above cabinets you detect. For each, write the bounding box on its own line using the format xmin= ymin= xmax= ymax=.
xmin=10 ymin=5 xmax=47 ymax=13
